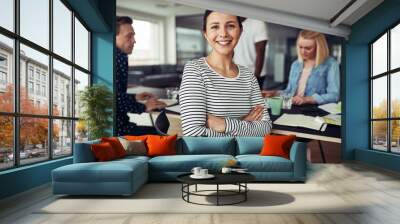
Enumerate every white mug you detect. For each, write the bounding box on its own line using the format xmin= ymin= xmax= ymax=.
xmin=221 ymin=167 xmax=232 ymax=174
xmin=200 ymin=169 xmax=208 ymax=176
xmin=191 ymin=167 xmax=202 ymax=176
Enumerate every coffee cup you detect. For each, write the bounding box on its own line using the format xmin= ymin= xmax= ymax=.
xmin=267 ymin=97 xmax=283 ymax=115
xmin=221 ymin=167 xmax=232 ymax=174
xmin=191 ymin=167 xmax=202 ymax=176
xmin=199 ymin=169 xmax=208 ymax=176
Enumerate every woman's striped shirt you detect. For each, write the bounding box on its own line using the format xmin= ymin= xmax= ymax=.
xmin=179 ymin=57 xmax=272 ymax=137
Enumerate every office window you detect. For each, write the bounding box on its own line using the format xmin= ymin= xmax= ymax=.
xmin=0 ymin=35 xmax=14 ymax=113
xmin=0 ymin=116 xmax=13 ymax=170
xmin=0 ymin=0 xmax=14 ymax=32
xmin=130 ymin=19 xmax=162 ymax=65
xmin=53 ymin=0 xmax=72 ymax=60
xmin=20 ymin=0 xmax=49 ymax=49
xmin=370 ymin=22 xmax=400 ymax=154
xmin=0 ymin=1 xmax=91 ymax=170
xmin=74 ymin=69 xmax=89 ymax=118
xmin=53 ymin=59 xmax=72 ymax=116
xmin=75 ymin=17 xmax=89 ymax=70
xmin=53 ymin=119 xmax=72 ymax=158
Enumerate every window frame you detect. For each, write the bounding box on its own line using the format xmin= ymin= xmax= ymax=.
xmin=0 ymin=0 xmax=92 ymax=171
xmin=370 ymin=19 xmax=400 ymax=154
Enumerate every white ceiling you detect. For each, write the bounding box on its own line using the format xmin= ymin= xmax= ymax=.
xmin=117 ymin=0 xmax=203 ymax=16
xmin=117 ymin=0 xmax=384 ymax=38
xmin=227 ymin=0 xmax=353 ymax=24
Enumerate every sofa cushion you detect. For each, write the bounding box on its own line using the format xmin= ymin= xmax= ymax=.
xmin=177 ymin=137 xmax=236 ymax=155
xmin=260 ymin=135 xmax=296 ymax=159
xmin=148 ymin=154 xmax=235 ymax=172
xmin=147 ymin=135 xmax=177 ymax=157
xmin=124 ymin=135 xmax=149 ymax=141
xmin=235 ymin=137 xmax=263 ymax=155
xmin=118 ymin=137 xmax=147 ymax=156
xmin=91 ymin=142 xmax=118 ymax=162
xmin=236 ymin=155 xmax=293 ymax=172
xmin=101 ymin=137 xmax=126 ymax=158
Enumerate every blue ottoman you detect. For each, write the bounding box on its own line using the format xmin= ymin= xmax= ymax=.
xmin=52 ymin=158 xmax=148 ymax=196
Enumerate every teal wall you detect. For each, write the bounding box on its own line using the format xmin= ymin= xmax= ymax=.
xmin=0 ymin=0 xmax=116 ymax=200
xmin=345 ymin=0 xmax=400 ymax=171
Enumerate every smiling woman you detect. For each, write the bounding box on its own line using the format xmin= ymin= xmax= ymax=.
xmin=179 ymin=10 xmax=272 ymax=137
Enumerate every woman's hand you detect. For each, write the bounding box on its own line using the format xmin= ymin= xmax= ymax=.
xmin=145 ymin=98 xmax=167 ymax=112
xmin=261 ymin=90 xmax=278 ymax=98
xmin=292 ymin=96 xmax=316 ymax=105
xmin=240 ymin=105 xmax=264 ymax=121
xmin=135 ymin=92 xmax=156 ymax=101
xmin=207 ymin=114 xmax=226 ymax=133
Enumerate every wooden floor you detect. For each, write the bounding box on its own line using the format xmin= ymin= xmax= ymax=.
xmin=1 ymin=162 xmax=400 ymax=224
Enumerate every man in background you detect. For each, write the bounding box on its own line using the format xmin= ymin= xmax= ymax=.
xmin=234 ymin=18 xmax=269 ymax=89
xmin=115 ymin=16 xmax=166 ymax=135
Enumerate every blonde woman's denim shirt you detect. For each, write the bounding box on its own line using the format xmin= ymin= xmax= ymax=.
xmin=282 ymin=57 xmax=340 ymax=104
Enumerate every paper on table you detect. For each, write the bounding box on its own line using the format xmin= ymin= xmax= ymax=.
xmin=273 ymin=113 xmax=327 ymax=131
xmin=127 ymin=113 xmax=154 ymax=127
xmin=323 ymin=114 xmax=341 ymax=126
xmin=166 ymin=104 xmax=180 ymax=114
xmin=319 ymin=102 xmax=341 ymax=114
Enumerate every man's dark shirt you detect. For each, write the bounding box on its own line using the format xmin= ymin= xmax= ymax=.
xmin=116 ymin=48 xmax=155 ymax=135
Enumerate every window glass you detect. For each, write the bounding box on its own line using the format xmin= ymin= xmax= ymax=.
xmin=0 ymin=116 xmax=13 ymax=170
xmin=372 ymin=121 xmax=388 ymax=151
xmin=53 ymin=119 xmax=72 ymax=158
xmin=391 ymin=24 xmax=400 ymax=70
xmin=0 ymin=35 xmax=14 ymax=113
xmin=391 ymin=72 xmax=400 ymax=118
xmin=53 ymin=59 xmax=72 ymax=116
xmin=372 ymin=33 xmax=387 ymax=76
xmin=20 ymin=44 xmax=49 ymax=115
xmin=53 ymin=0 xmax=72 ymax=60
xmin=20 ymin=117 xmax=49 ymax=165
xmin=391 ymin=120 xmax=400 ymax=153
xmin=20 ymin=0 xmax=49 ymax=49
xmin=74 ymin=69 xmax=89 ymax=118
xmin=74 ymin=18 xmax=89 ymax=70
xmin=0 ymin=0 xmax=14 ymax=31
xmin=372 ymin=76 xmax=387 ymax=119
xmin=75 ymin=120 xmax=88 ymax=143
xmin=130 ymin=19 xmax=161 ymax=65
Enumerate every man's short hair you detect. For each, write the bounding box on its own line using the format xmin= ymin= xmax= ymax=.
xmin=116 ymin=16 xmax=132 ymax=35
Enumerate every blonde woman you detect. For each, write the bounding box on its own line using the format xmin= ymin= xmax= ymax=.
xmin=179 ymin=10 xmax=272 ymax=137
xmin=263 ymin=30 xmax=340 ymax=105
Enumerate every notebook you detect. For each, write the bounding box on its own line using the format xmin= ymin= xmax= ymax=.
xmin=273 ymin=113 xmax=327 ymax=131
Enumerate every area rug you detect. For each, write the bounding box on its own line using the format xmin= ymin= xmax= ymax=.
xmin=37 ymin=183 xmax=361 ymax=214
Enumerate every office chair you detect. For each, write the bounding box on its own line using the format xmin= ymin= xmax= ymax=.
xmin=153 ymin=110 xmax=170 ymax=135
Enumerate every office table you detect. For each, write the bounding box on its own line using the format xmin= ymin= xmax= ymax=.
xmin=162 ymin=104 xmax=341 ymax=162
xmin=269 ymin=104 xmax=341 ymax=163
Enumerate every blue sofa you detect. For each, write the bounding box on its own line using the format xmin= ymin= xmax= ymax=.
xmin=52 ymin=137 xmax=307 ymax=196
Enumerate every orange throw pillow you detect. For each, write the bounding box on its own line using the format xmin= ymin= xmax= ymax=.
xmin=260 ymin=134 xmax=296 ymax=159
xmin=124 ymin=135 xmax=149 ymax=141
xmin=146 ymin=135 xmax=177 ymax=157
xmin=91 ymin=142 xmax=117 ymax=161
xmin=101 ymin=137 xmax=126 ymax=158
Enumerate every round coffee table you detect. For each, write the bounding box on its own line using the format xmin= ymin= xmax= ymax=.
xmin=177 ymin=173 xmax=255 ymax=206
